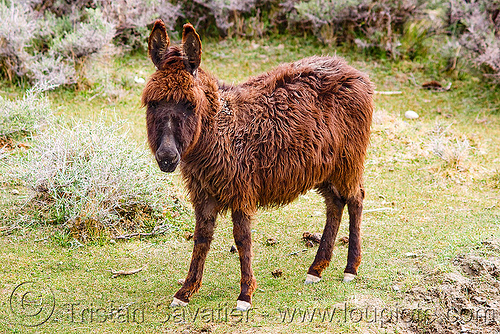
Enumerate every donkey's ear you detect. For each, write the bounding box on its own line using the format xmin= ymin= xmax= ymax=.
xmin=182 ymin=23 xmax=202 ymax=75
xmin=148 ymin=19 xmax=170 ymax=69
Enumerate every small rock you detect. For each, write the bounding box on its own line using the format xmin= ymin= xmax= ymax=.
xmin=177 ymin=278 xmax=185 ymax=286
xmin=230 ymin=245 xmax=237 ymax=253
xmin=404 ymin=110 xmax=419 ymax=119
xmin=271 ymin=269 xmax=283 ymax=278
xmin=109 ymin=239 xmax=116 ymax=244
xmin=134 ymin=76 xmax=145 ymax=84
xmin=405 ymin=252 xmax=418 ymax=258
xmin=11 ymin=189 xmax=19 ymax=195
xmin=392 ymin=284 xmax=401 ymax=292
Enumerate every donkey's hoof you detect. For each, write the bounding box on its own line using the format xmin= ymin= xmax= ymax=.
xmin=236 ymin=300 xmax=251 ymax=311
xmin=304 ymin=273 xmax=321 ymax=284
xmin=170 ymin=297 xmax=188 ymax=307
xmin=343 ymin=273 xmax=356 ymax=282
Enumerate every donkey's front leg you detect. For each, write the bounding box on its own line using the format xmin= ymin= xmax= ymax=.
xmin=232 ymin=210 xmax=257 ymax=311
xmin=171 ymin=197 xmax=219 ymax=307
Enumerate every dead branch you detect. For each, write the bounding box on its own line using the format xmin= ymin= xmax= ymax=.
xmin=109 ymin=267 xmax=144 ymax=278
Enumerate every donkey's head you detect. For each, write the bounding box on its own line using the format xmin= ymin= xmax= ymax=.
xmin=142 ymin=20 xmax=206 ymax=173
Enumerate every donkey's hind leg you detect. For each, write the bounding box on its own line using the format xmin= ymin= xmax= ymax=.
xmin=171 ymin=196 xmax=219 ymax=307
xmin=232 ymin=210 xmax=257 ymax=311
xmin=343 ymin=186 xmax=365 ymax=282
xmin=306 ymin=183 xmax=346 ymax=283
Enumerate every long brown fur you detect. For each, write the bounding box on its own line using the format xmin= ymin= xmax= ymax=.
xmin=143 ymin=20 xmax=374 ymax=307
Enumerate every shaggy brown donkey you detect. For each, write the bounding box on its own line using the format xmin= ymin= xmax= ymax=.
xmin=143 ymin=20 xmax=373 ymax=311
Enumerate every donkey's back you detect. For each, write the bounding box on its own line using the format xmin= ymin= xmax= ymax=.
xmin=211 ymin=55 xmax=373 ymax=208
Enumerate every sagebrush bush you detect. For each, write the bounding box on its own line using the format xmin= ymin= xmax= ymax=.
xmin=102 ymin=0 xmax=182 ymax=51
xmin=0 ymin=83 xmax=53 ymax=143
xmin=51 ymin=8 xmax=115 ymax=59
xmin=450 ymin=0 xmax=500 ymax=82
xmin=289 ymin=0 xmax=423 ymax=54
xmin=192 ymin=0 xmax=259 ymax=37
xmin=27 ymin=54 xmax=76 ymax=87
xmin=0 ymin=2 xmax=115 ymax=85
xmin=8 ymin=116 xmax=180 ymax=241
xmin=0 ymin=2 xmax=36 ymax=81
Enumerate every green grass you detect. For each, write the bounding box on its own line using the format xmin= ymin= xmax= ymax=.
xmin=0 ymin=35 xmax=499 ymax=333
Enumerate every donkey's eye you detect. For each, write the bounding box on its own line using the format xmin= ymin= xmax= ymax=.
xmin=149 ymin=101 xmax=159 ymax=109
xmin=186 ymin=103 xmax=195 ymax=114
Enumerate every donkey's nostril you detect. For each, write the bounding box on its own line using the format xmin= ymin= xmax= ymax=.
xmin=158 ymin=157 xmax=179 ymax=173
xmin=156 ymin=149 xmax=178 ymax=163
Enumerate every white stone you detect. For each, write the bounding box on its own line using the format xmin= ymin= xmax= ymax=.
xmin=404 ymin=110 xmax=419 ymax=119
xmin=134 ymin=76 xmax=145 ymax=84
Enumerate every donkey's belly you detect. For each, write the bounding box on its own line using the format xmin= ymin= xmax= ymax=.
xmin=255 ymin=160 xmax=333 ymax=207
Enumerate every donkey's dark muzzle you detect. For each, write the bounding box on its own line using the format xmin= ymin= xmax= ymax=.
xmin=155 ymin=150 xmax=180 ymax=173
xmin=158 ymin=159 xmax=179 ymax=173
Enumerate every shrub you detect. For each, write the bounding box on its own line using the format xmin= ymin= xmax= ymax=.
xmin=450 ymin=0 xmax=500 ymax=82
xmin=289 ymin=0 xmax=424 ymax=54
xmin=102 ymin=0 xmax=182 ymax=51
xmin=0 ymin=2 xmax=115 ymax=85
xmin=8 ymin=116 xmax=181 ymax=241
xmin=27 ymin=54 xmax=76 ymax=87
xmin=51 ymin=8 xmax=115 ymax=60
xmin=191 ymin=0 xmax=259 ymax=37
xmin=0 ymin=84 xmax=53 ymax=144
xmin=0 ymin=2 xmax=36 ymax=81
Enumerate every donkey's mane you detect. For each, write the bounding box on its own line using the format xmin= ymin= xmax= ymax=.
xmin=160 ymin=46 xmax=184 ymax=68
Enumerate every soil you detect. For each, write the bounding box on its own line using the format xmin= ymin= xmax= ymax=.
xmin=398 ymin=247 xmax=500 ymax=334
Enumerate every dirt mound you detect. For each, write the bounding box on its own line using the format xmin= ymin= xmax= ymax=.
xmin=454 ymin=255 xmax=500 ymax=278
xmin=401 ymin=254 xmax=500 ymax=334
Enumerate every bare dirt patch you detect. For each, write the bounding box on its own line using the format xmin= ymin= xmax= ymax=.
xmin=401 ymin=253 xmax=500 ymax=334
